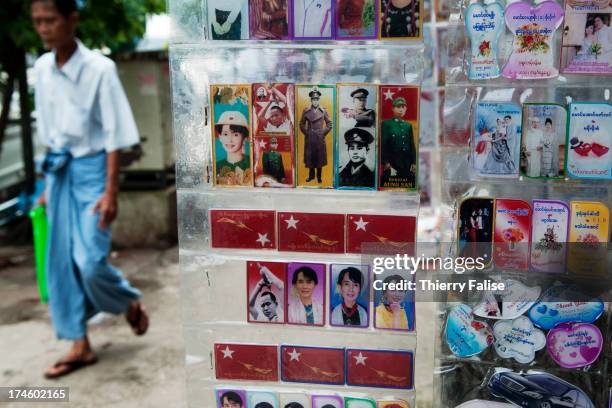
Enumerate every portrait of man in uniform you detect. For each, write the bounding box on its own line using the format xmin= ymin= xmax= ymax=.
xmin=262 ymin=137 xmax=287 ymax=183
xmin=378 ymin=88 xmax=419 ymax=190
xmin=298 ymin=87 xmax=333 ymax=185
xmin=252 ymin=83 xmax=295 ymax=187
xmin=337 ymin=84 xmax=377 ymax=189
xmin=341 ymin=88 xmax=376 ymax=128
xmin=338 ymin=128 xmax=375 ymax=188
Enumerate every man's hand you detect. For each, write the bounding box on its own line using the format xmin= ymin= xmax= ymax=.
xmin=37 ymin=189 xmax=47 ymax=207
xmin=93 ymin=191 xmax=118 ymax=229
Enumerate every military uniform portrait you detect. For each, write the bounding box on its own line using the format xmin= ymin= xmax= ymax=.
xmin=337 ymin=84 xmax=377 ymax=189
xmin=296 ymin=85 xmax=335 ymax=188
xmin=378 ymin=85 xmax=419 ymax=190
xmin=211 ymin=84 xmax=253 ymax=187
xmin=252 ymin=83 xmax=295 ymax=187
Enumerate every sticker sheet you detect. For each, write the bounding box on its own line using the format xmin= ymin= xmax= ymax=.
xmin=247 ymin=391 xmax=280 ymax=408
xmin=329 ymin=264 xmax=370 ymax=328
xmin=214 ymin=343 xmax=279 ymax=381
xmin=472 ymin=102 xmax=522 ymax=178
xmin=211 ymin=85 xmax=253 ymax=186
xmin=346 ymin=349 xmax=414 ymax=389
xmin=247 ymin=261 xmax=286 ymax=324
xmin=457 ymin=198 xmax=495 ymax=262
xmin=561 ymin=2 xmax=612 ymax=74
xmin=292 ymin=0 xmax=334 ymax=39
xmin=502 ymin=1 xmax=564 ymax=79
xmin=335 ymin=0 xmax=378 ymax=39
xmin=566 ymin=102 xmax=612 ymax=180
xmin=278 ymin=212 xmax=345 ymax=253
xmin=280 ymin=345 xmax=346 ymax=385
xmin=520 ymin=104 xmax=567 ymax=179
xmin=286 ymin=262 xmax=327 ymax=326
xmin=530 ymin=200 xmax=569 ymax=272
xmin=346 ymin=214 xmax=416 ymax=254
xmin=249 ymin=0 xmax=291 ymax=39
xmin=336 ymin=84 xmax=378 ymax=190
xmin=379 ymin=0 xmax=422 ymax=39
xmin=252 ymin=83 xmax=295 ymax=187
xmin=296 ymin=85 xmax=335 ymax=187
xmin=210 ymin=209 xmax=276 ymax=250
xmin=464 ymin=1 xmax=505 ymax=79
xmin=378 ymin=85 xmax=420 ymax=190
xmin=493 ymin=198 xmax=531 ymax=270
xmin=568 ymin=201 xmax=610 ymax=275
xmin=208 ymin=0 xmax=250 ymax=39
xmin=372 ymin=269 xmax=415 ymax=331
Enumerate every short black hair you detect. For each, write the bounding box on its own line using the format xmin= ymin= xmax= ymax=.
xmin=504 ymin=115 xmax=512 ymax=120
xmin=254 ymin=403 xmax=273 ymax=408
xmin=260 ymin=291 xmax=277 ymax=304
xmin=292 ymin=266 xmax=318 ymax=285
xmin=31 ymin=0 xmax=78 ymax=18
xmin=321 ymin=405 xmax=337 ymax=408
xmin=337 ymin=267 xmax=363 ymax=287
xmin=221 ymin=391 xmax=243 ymax=406
xmin=284 ymin=404 xmax=304 ymax=408
xmin=545 ymin=118 xmax=553 ymax=126
xmin=270 ymin=106 xmax=284 ymax=113
xmin=214 ymin=124 xmax=249 ymax=138
xmin=383 ymin=274 xmax=404 ymax=286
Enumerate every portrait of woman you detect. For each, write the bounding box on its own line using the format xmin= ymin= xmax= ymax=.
xmin=330 ymin=265 xmax=369 ymax=327
xmin=287 ymin=263 xmax=325 ymax=325
xmin=374 ymin=273 xmax=414 ymax=331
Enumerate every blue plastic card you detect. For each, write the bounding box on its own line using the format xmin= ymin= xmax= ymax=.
xmin=528 ymin=285 xmax=604 ymax=330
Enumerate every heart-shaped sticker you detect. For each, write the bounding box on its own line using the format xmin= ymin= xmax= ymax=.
xmin=502 ymin=1 xmax=564 ymax=79
xmin=528 ymin=285 xmax=604 ymax=330
xmin=465 ymin=1 xmax=505 ymax=80
xmin=446 ymin=303 xmax=494 ymax=357
xmin=474 ymin=279 xmax=541 ymax=320
xmin=547 ymin=322 xmax=603 ymax=368
xmin=493 ymin=316 xmax=546 ymax=363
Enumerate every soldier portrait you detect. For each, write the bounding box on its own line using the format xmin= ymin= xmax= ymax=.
xmin=211 ymin=84 xmax=253 ymax=187
xmin=296 ymin=85 xmax=335 ymax=188
xmin=337 ymin=84 xmax=377 ymax=189
xmin=252 ymin=83 xmax=295 ymax=187
xmin=378 ymin=85 xmax=419 ymax=190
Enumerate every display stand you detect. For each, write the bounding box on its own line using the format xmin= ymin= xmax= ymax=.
xmin=168 ymin=0 xmax=427 ymax=406
xmin=434 ymin=0 xmax=612 ymax=405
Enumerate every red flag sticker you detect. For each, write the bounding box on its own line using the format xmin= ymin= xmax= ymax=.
xmin=210 ymin=209 xmax=276 ymax=250
xmin=346 ymin=348 xmax=414 ymax=389
xmin=281 ymin=345 xmax=345 ymax=385
xmin=278 ymin=212 xmax=345 ymax=253
xmin=214 ymin=343 xmax=279 ymax=382
xmin=346 ymin=214 xmax=416 ymax=254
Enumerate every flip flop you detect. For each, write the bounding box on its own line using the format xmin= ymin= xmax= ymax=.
xmin=126 ymin=303 xmax=149 ymax=336
xmin=44 ymin=356 xmax=98 ymax=379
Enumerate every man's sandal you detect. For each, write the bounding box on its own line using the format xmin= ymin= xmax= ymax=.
xmin=44 ymin=357 xmax=98 ymax=379
xmin=126 ymin=303 xmax=149 ymax=336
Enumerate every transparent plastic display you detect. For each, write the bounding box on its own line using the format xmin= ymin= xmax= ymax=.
xmin=169 ymin=0 xmax=427 ymax=404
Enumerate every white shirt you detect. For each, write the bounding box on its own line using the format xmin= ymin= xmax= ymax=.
xmin=287 ymin=298 xmax=323 ymax=324
xmin=34 ymin=40 xmax=139 ymax=158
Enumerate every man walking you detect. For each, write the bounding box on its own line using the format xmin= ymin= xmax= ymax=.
xmin=31 ymin=0 xmax=149 ymax=378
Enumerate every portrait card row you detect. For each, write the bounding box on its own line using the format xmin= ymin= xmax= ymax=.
xmin=464 ymin=0 xmax=612 ymax=79
xmin=207 ymin=0 xmax=422 ymax=40
xmin=247 ymin=261 xmax=416 ymax=331
xmin=209 ymin=210 xmax=416 ymax=253
xmin=216 ymin=388 xmax=410 ymax=408
xmin=457 ymin=197 xmax=609 ymax=273
xmin=471 ymin=102 xmax=612 ymax=180
xmin=210 ymin=84 xmax=420 ymax=190
xmin=214 ymin=343 xmax=414 ymax=389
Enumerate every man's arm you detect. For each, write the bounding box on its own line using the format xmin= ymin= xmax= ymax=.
xmin=93 ymin=151 xmax=120 ymax=229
